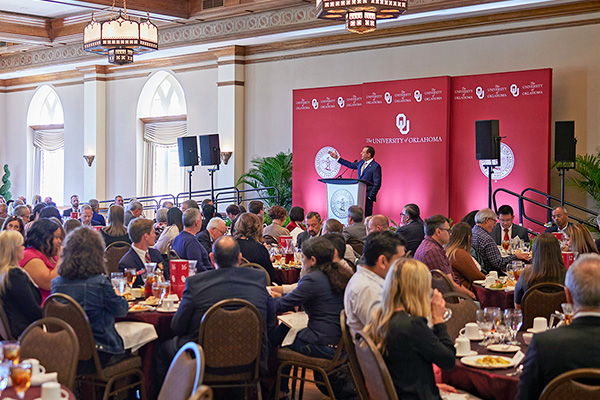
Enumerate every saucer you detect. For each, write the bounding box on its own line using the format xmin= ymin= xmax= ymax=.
xmin=460 ymin=333 xmax=485 ymax=341
xmin=473 ymin=280 xmax=486 ymax=285
xmin=456 ymin=350 xmax=477 ymax=357
xmin=487 ymin=344 xmax=520 ymax=353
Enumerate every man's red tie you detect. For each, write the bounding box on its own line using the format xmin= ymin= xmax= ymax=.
xmin=504 ymin=228 xmax=509 ymax=242
xmin=145 ymin=252 xmax=151 ymax=263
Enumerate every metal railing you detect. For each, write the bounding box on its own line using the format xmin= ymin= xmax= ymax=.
xmin=492 ymin=187 xmax=598 ymax=232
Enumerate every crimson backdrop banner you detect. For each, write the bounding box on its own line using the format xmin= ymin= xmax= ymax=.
xmin=449 ymin=69 xmax=552 ymax=229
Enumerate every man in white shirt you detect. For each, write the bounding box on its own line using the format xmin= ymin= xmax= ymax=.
xmin=344 ymin=231 xmax=405 ymax=336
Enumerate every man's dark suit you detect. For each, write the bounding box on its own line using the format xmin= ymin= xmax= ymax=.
xmin=517 ymin=316 xmax=600 ymax=400
xmin=118 ymin=246 xmax=164 ymax=286
xmin=545 ymin=223 xmax=569 ymax=234
xmin=491 ymin=223 xmax=529 ymax=245
xmin=396 ymin=220 xmax=425 ymax=255
xmin=168 ymin=267 xmax=276 ymax=372
xmin=296 ymin=230 xmax=319 ymax=249
xmin=338 ymin=158 xmax=382 ymax=216
xmin=62 ymin=207 xmax=77 ymax=218
xmin=343 ymin=222 xmax=367 ymax=242
xmin=195 ymin=229 xmax=213 ymax=255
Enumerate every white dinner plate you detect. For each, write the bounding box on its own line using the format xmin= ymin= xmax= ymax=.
xmin=460 ymin=355 xmax=516 ymax=369
xmin=128 ymin=306 xmax=150 ymax=313
xmin=456 ymin=350 xmax=477 ymax=358
xmin=487 ymin=344 xmax=520 ymax=353
xmin=473 ymin=280 xmax=486 ymax=285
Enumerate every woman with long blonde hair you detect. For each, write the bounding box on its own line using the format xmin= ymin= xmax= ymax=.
xmin=0 ymin=230 xmax=42 ymax=338
xmin=364 ymin=258 xmax=455 ymax=400
xmin=564 ymin=223 xmax=599 ymax=256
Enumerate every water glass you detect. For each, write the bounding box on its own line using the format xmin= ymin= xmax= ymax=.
xmin=561 ymin=303 xmax=574 ymax=325
xmin=504 ymin=309 xmax=523 ymax=344
xmin=430 ymin=289 xmax=452 ymax=322
xmin=10 ymin=362 xmax=32 ymax=399
xmin=1 ymin=341 xmax=20 ymax=365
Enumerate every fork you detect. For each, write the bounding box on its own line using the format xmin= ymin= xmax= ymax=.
xmin=507 ymin=364 xmax=524 ymax=376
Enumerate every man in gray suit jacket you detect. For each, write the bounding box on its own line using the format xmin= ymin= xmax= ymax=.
xmin=343 ymin=205 xmax=367 ymax=242
xmin=491 ymin=205 xmax=529 ymax=245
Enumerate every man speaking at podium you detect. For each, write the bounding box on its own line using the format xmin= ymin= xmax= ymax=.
xmin=329 ymin=146 xmax=382 ymax=217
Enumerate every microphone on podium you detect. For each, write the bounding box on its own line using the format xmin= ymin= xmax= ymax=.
xmin=336 ymin=159 xmax=357 ymax=179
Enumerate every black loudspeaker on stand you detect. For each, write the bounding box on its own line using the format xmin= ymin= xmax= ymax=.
xmin=178 ymin=137 xmax=199 ymax=200
xmin=475 ymin=120 xmax=502 ymax=208
xmin=555 ymin=121 xmax=577 ymax=206
xmin=199 ymin=134 xmax=221 ymax=203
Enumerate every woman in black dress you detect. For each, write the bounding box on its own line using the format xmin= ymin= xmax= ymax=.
xmin=233 ymin=212 xmax=279 ymax=284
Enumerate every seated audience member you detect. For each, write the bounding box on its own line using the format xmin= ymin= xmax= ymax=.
xmin=514 ymin=233 xmax=565 ymax=308
xmin=471 ymin=208 xmax=528 ymax=275
xmin=31 ymin=195 xmax=42 ymax=206
xmin=263 ymin=205 xmax=291 ymax=242
xmin=171 ymin=208 xmax=212 ymax=272
xmin=396 ymin=203 xmax=425 ymax=255
xmin=114 ymin=195 xmax=124 ymax=207
xmin=517 ymin=254 xmax=600 ymax=400
xmin=24 ymin=203 xmax=46 ymax=233
xmin=286 ymin=206 xmax=305 ymax=232
xmin=0 ymin=203 xmax=7 ymax=227
xmin=545 ymin=205 xmax=570 ymax=233
xmin=366 ymin=214 xmax=389 ymax=235
xmin=62 ymin=194 xmax=79 ymax=218
xmin=100 ymin=205 xmax=131 ymax=246
xmin=460 ymin=210 xmax=479 ymax=228
xmin=200 ymin=203 xmax=215 ymax=232
xmin=296 ymin=211 xmax=322 ymax=249
xmin=43 ymin=197 xmax=52 ymax=204
xmin=7 ymin=200 xmax=22 ymax=216
xmin=491 ymin=205 xmax=529 ymax=245
xmin=158 ymin=236 xmax=276 ymax=385
xmin=414 ymin=215 xmax=475 ymax=299
xmin=233 ymin=213 xmax=277 ymax=284
xmin=364 ymin=259 xmax=456 ymax=399
xmin=13 ymin=205 xmax=30 ymax=225
xmin=181 ymin=199 xmax=199 ymax=212
xmin=446 ymin=222 xmax=485 ymax=292
xmin=564 ymin=223 xmax=599 ymax=255
xmin=226 ymin=204 xmax=241 ymax=234
xmin=19 ymin=219 xmax=62 ymax=303
xmin=80 ymin=204 xmax=102 ymax=227
xmin=196 ymin=217 xmax=227 ymax=255
xmin=162 ymin=201 xmax=174 ymax=209
xmin=118 ymin=217 xmax=164 ymax=285
xmin=63 ymin=218 xmax=82 ymax=234
xmin=343 ymin=205 xmax=367 ymax=242
xmin=322 ymin=233 xmax=355 ymax=273
xmin=89 ymin=199 xmax=106 ymax=226
xmin=344 ymin=231 xmax=405 ymax=336
xmin=1 ymin=215 xmax=24 ymax=237
xmin=322 ymin=219 xmax=356 ymax=261
xmin=39 ymin=206 xmax=61 ymax=221
xmin=248 ymin=200 xmax=265 ymax=217
xmin=124 ymin=201 xmax=143 ymax=227
xmin=155 ymin=207 xmax=183 ymax=255
xmin=51 ymin=227 xmax=130 ymax=371
xmin=0 ymin=230 xmax=42 ymax=338
xmin=275 ymin=237 xmax=355 ymax=398
xmin=154 ymin=207 xmax=168 ymax=237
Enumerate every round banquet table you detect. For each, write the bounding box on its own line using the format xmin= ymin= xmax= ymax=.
xmin=1 ymin=385 xmax=76 ymax=399
xmin=274 ymin=267 xmax=301 ymax=284
xmin=473 ymin=283 xmax=515 ymax=310
xmin=442 ymin=333 xmax=528 ymax=400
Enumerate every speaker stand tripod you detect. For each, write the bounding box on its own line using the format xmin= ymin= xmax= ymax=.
xmin=485 ymin=164 xmax=497 ymax=209
xmin=557 ymin=165 xmax=574 ymax=207
xmin=208 ymin=164 xmax=219 ymax=203
xmin=187 ymin=166 xmax=195 ymax=200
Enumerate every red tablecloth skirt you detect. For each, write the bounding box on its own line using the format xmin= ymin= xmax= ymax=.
xmin=474 ymin=284 xmax=515 ymax=310
xmin=1 ymin=385 xmax=75 ymax=399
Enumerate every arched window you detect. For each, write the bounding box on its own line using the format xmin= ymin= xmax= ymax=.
xmin=27 ymin=86 xmax=65 ymax=205
xmin=138 ymin=72 xmax=187 ymax=196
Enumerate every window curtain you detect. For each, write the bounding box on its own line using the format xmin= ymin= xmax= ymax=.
xmin=32 ymin=128 xmax=64 ymax=194
xmin=142 ymin=120 xmax=187 ymax=197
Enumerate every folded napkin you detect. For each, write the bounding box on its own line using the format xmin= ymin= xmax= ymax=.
xmin=8 ymin=372 xmax=57 ymax=387
xmin=115 ymin=321 xmax=158 ymax=352
xmin=278 ymin=312 xmax=309 ymax=347
xmin=512 ymin=350 xmax=525 ymax=366
xmin=166 ymin=294 xmax=179 ymax=301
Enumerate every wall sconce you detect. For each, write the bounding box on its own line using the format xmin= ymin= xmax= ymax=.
xmin=220 ymin=151 xmax=233 ymax=165
xmin=83 ymin=155 xmax=95 ymax=167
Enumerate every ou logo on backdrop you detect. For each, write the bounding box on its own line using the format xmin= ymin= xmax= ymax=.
xmin=396 ymin=113 xmax=410 ymax=135
xmin=312 ymin=99 xmax=319 ymax=109
xmin=510 ymin=84 xmax=519 ymax=97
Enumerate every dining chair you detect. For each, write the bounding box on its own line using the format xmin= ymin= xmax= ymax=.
xmin=170 ymin=249 xmax=182 ymax=260
xmin=344 ymin=258 xmax=357 ymax=273
xmin=354 ymin=331 xmax=399 ymax=400
xmin=262 ymin=234 xmax=278 ymax=245
xmin=158 ymin=342 xmax=205 ymax=400
xmin=0 ymin=301 xmax=15 ymax=340
xmin=340 ymin=310 xmax=369 ymax=400
xmin=104 ymin=241 xmax=131 ymax=275
xmin=442 ymin=292 xmax=480 ymax=341
xmin=239 ymin=262 xmax=271 ymax=285
xmin=188 ymin=385 xmax=213 ymax=400
xmin=20 ymin=317 xmax=80 ymax=390
xmin=43 ymin=293 xmax=147 ymax=400
xmin=198 ymin=299 xmax=263 ymax=399
xmin=347 ymin=237 xmax=364 ymax=256
xmin=539 ymin=368 xmax=600 ymax=400
xmin=520 ymin=282 xmax=566 ymax=330
xmin=431 ymin=269 xmax=455 ymax=295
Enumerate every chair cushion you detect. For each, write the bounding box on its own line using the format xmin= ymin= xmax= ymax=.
xmin=92 ymin=355 xmax=142 ymax=380
xmin=277 ymin=348 xmax=343 ymax=369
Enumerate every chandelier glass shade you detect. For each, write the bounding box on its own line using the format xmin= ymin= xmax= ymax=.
xmin=317 ymin=0 xmax=408 ymax=34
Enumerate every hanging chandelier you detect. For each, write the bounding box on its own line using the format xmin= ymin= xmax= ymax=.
xmin=316 ymin=0 xmax=408 ymax=34
xmin=83 ymin=0 xmax=158 ymax=65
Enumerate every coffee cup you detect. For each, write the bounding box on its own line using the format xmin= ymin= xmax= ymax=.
xmin=22 ymin=358 xmax=45 ymax=377
xmin=485 ymin=276 xmax=496 ymax=286
xmin=459 ymin=323 xmax=480 ymax=340
xmin=130 ymin=288 xmax=142 ymax=298
xmin=454 ymin=337 xmax=471 ymax=356
xmin=532 ymin=317 xmax=548 ymax=332
xmin=488 ymin=271 xmax=499 ymax=280
xmin=162 ymin=298 xmax=175 ymax=311
xmin=41 ymin=382 xmax=69 ymax=400
xmin=523 ymin=333 xmax=533 ymax=345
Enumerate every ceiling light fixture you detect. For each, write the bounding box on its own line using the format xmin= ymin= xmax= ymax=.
xmin=316 ymin=0 xmax=408 ymax=34
xmin=83 ymin=0 xmax=158 ymax=65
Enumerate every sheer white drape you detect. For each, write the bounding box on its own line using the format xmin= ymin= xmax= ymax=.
xmin=33 ymin=128 xmax=65 ymax=203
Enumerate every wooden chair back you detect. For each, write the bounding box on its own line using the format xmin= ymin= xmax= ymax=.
xmin=340 ymin=310 xmax=369 ymax=400
xmin=521 ymin=282 xmax=566 ymax=330
xmin=158 ymin=342 xmax=205 ymax=400
xmin=0 ymin=301 xmax=15 ymax=340
xmin=540 ymin=368 xmax=600 ymax=400
xmin=105 ymin=241 xmax=131 ymax=274
xmin=239 ymin=262 xmax=271 ymax=285
xmin=443 ymin=292 xmax=480 ymax=341
xmin=431 ymin=269 xmax=454 ymax=295
xmin=354 ymin=331 xmax=399 ymax=400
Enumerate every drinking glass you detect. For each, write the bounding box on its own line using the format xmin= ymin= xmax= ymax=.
xmin=153 ymin=281 xmax=171 ymax=307
xmin=124 ymin=268 xmax=137 ymax=288
xmin=10 ymin=362 xmax=32 ymax=399
xmin=504 ymin=309 xmax=523 ymax=344
xmin=0 ymin=360 xmax=9 ymax=395
xmin=501 ymin=240 xmax=510 ymax=252
xmin=1 ymin=341 xmax=20 ymax=365
xmin=484 ymin=307 xmax=502 ymax=332
xmin=430 ymin=289 xmax=452 ymax=323
xmin=561 ymin=303 xmax=574 ymax=325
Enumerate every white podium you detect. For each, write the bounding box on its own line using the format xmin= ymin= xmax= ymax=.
xmin=319 ymin=179 xmax=368 ymax=225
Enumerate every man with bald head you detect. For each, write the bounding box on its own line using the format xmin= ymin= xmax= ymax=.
xmin=545 ymin=205 xmax=570 ymax=233
xmin=196 ymin=217 xmax=227 ymax=255
xmin=517 ymin=254 xmax=600 ymax=399
xmin=366 ymin=214 xmax=389 ymax=235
